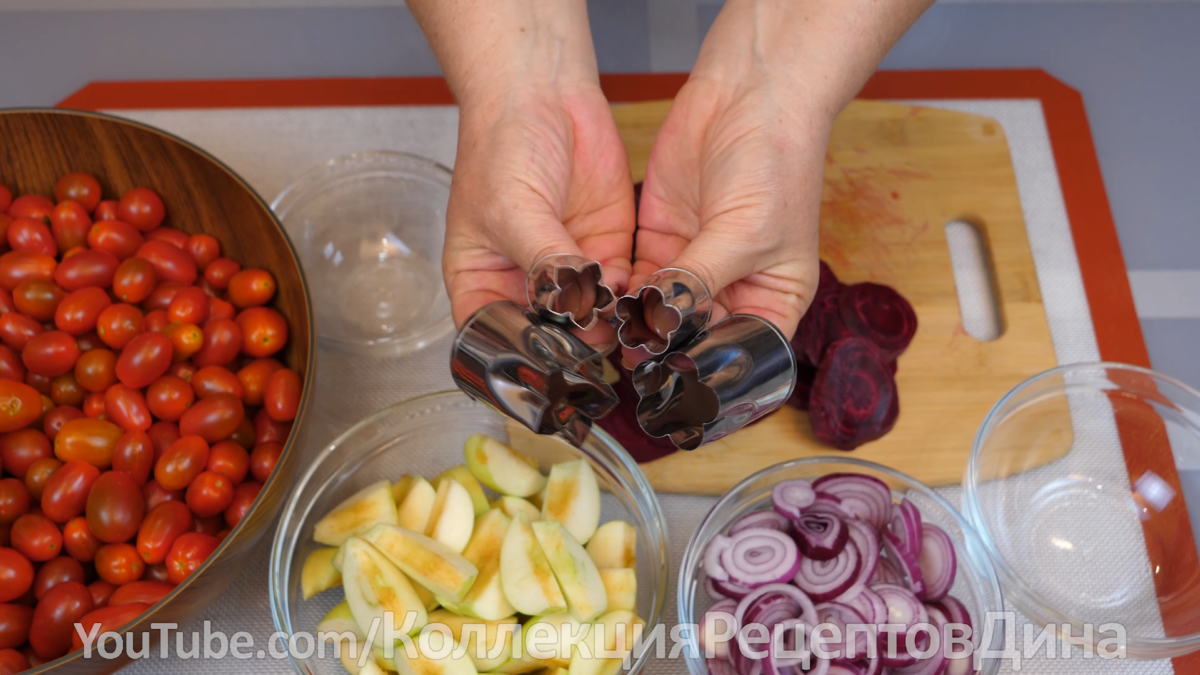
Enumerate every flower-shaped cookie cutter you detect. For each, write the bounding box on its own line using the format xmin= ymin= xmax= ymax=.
xmin=614 ymin=268 xmax=713 ymax=355
xmin=632 ymin=314 xmax=796 ymax=450
xmin=526 ymin=254 xmax=616 ymax=331
xmin=451 ymin=301 xmax=618 ymax=446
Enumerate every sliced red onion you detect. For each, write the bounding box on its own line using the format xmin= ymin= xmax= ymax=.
xmin=772 ymin=479 xmax=817 ymax=519
xmin=812 ymin=474 xmax=892 ymax=531
xmin=707 ymin=534 xmax=734 ymax=582
xmin=715 ymin=578 xmax=754 ymax=600
xmin=722 ymin=529 xmax=801 ymax=588
xmin=807 ymin=495 xmax=852 ymax=519
xmin=873 ymin=583 xmax=929 ymax=632
xmin=792 ymin=512 xmax=849 ymax=561
xmin=855 ymin=655 xmax=884 ymax=675
xmin=731 ymin=510 xmax=790 ymax=535
xmin=883 ymin=529 xmax=927 ymax=600
xmin=734 ymin=583 xmax=819 ymax=636
xmin=766 ymin=619 xmax=830 ymax=675
xmin=730 ymin=642 xmax=764 ymax=675
xmin=708 ymin=657 xmax=739 ymax=675
xmin=815 ymin=602 xmax=871 ymax=661
xmin=917 ymin=523 xmax=957 ymax=601
xmin=700 ymin=599 xmax=739 ymax=659
xmin=888 ymin=499 xmax=924 ymax=558
xmin=870 ymin=555 xmax=904 ymax=586
xmin=707 ymin=578 xmax=729 ymax=600
xmin=843 ymin=585 xmax=887 ymax=625
xmin=929 ymin=595 xmax=972 ymax=632
xmin=794 ymin=539 xmax=861 ymax=602
xmin=841 ymin=518 xmax=880 ymax=596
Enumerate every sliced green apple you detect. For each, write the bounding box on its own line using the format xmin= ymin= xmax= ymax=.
xmin=499 ymin=512 xmax=566 ymax=616
xmin=463 ymin=434 xmax=546 ymax=498
xmin=428 ymin=609 xmax=519 ymax=672
xmin=361 ymin=524 xmax=478 ymax=602
xmin=461 ymin=509 xmax=509 ymax=568
xmin=568 ymin=610 xmax=644 ymax=675
xmin=522 ymin=611 xmax=585 ymax=668
xmin=444 ymin=556 xmax=515 ymax=621
xmin=302 ymin=546 xmax=343 ymax=599
xmin=342 ymin=537 xmax=429 ymax=645
xmin=599 ymin=569 xmax=636 ymax=612
xmin=491 ymin=496 xmax=540 ymax=523
xmin=585 ymin=521 xmax=636 ymax=569
xmin=531 ymin=521 xmax=607 ymax=622
xmin=314 ymin=480 xmax=398 ymax=546
xmin=434 ymin=466 xmax=491 ymax=516
xmin=425 ymin=479 xmax=476 ymax=554
xmin=398 ymin=477 xmax=438 ymax=533
xmin=393 ymin=475 xmax=417 ymax=507
xmin=541 ymin=461 xmax=601 ymax=545
xmin=406 ymin=628 xmax=479 ymax=675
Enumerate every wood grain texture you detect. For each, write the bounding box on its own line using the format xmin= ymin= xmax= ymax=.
xmin=610 ymin=99 xmax=1059 ymax=494
xmin=0 ymin=109 xmax=313 ymax=674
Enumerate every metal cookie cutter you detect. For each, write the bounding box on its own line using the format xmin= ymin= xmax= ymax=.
xmin=632 ymin=314 xmax=797 ymax=450
xmin=614 ymin=267 xmax=713 ymax=355
xmin=450 ymin=301 xmax=619 ymax=446
xmin=526 ymin=254 xmax=616 ymax=331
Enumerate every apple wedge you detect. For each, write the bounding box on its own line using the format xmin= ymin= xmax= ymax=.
xmin=444 ymin=555 xmax=515 ymax=621
xmin=393 ymin=475 xmax=417 ymax=505
xmin=499 ymin=512 xmax=566 ymax=616
xmin=315 ymin=601 xmax=369 ymax=675
xmin=522 ymin=612 xmax=586 ymax=668
xmin=425 ymin=479 xmax=476 ymax=553
xmin=568 ymin=610 xmax=644 ymax=675
xmin=491 ymin=496 xmax=540 ymax=523
xmin=599 ymin=569 xmax=636 ymax=612
xmin=435 ymin=466 xmax=491 ymax=516
xmin=361 ymin=524 xmax=478 ymax=602
xmin=531 ymin=521 xmax=607 ymax=622
xmin=428 ymin=609 xmax=519 ymax=672
xmin=398 ymin=477 xmax=438 ymax=533
xmin=461 ymin=508 xmax=510 ymax=568
xmin=314 ymin=480 xmax=398 ymax=546
xmin=464 ymin=434 xmax=546 ymax=498
xmin=405 ymin=628 xmax=479 ymax=675
xmin=341 ymin=537 xmax=428 ymax=644
xmin=302 ymin=546 xmax=343 ymax=599
xmin=585 ymin=521 xmax=636 ymax=569
xmin=541 ymin=461 xmax=601 ymax=544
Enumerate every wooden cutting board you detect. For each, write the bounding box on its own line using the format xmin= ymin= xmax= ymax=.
xmin=603 ymin=99 xmax=1059 ymax=494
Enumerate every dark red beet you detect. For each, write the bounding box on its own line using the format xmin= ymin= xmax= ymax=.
xmin=818 ymin=260 xmax=838 ymax=288
xmin=808 ymin=337 xmax=899 ymax=450
xmin=838 ymin=282 xmax=917 ymax=359
xmin=595 ymin=351 xmax=679 ymax=463
xmin=787 ymin=356 xmax=818 ymax=411
xmin=796 ymin=287 xmax=851 ymax=365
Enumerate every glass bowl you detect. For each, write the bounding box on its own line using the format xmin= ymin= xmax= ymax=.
xmin=271 ymin=151 xmax=453 ymax=357
xmin=270 ymin=390 xmax=670 ymax=675
xmin=679 ymin=457 xmax=1005 ymax=675
xmin=966 ymin=362 xmax=1200 ymax=659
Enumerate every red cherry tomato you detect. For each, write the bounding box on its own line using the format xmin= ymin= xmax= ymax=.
xmin=144 ymin=227 xmax=189 ymax=249
xmin=81 ymin=391 xmax=106 ymax=419
xmin=70 ymin=602 xmax=149 ymax=652
xmin=117 ymin=188 xmax=165 ymax=232
xmin=141 ymin=281 xmax=183 ymax=313
xmin=87 ymin=220 xmax=144 ymax=260
xmin=74 ymin=348 xmax=118 ymax=392
xmin=208 ymin=298 xmax=235 ymax=322
xmin=24 ymin=457 xmax=59 ymax=502
xmin=249 ymin=442 xmax=283 ymax=483
xmin=163 ymin=322 xmax=204 ymax=362
xmin=11 ymin=279 xmax=65 ymax=323
xmin=0 ymin=480 xmax=29 ymax=524
xmin=21 ymin=331 xmax=80 ymax=377
xmin=109 ymin=580 xmax=172 ymax=607
xmin=185 ymin=471 xmax=234 ymax=518
xmin=62 ymin=517 xmax=101 ymax=563
xmin=166 ymin=286 xmax=209 ymax=325
xmin=191 ymin=366 xmax=243 ymax=400
xmin=227 ymin=269 xmax=276 ymax=308
xmin=93 ymin=200 xmax=119 ymax=222
xmin=93 ymin=543 xmax=143 ymax=586
xmin=0 ymin=429 xmax=51 ymax=478
xmin=32 ymin=556 xmax=85 ymax=600
xmin=167 ymin=361 xmax=197 ymax=383
xmin=0 ymin=382 xmax=44 ymax=434
xmin=146 ymin=422 xmax=180 ymax=460
xmin=112 ymin=430 xmax=154 ymax=484
xmin=103 ymin=384 xmax=152 ymax=433
xmin=145 ymin=375 xmax=193 ymax=422
xmin=54 ymin=174 xmax=102 ymax=213
xmin=53 ymin=249 xmax=118 ymax=292
xmin=192 ymin=319 xmax=242 ymax=368
xmin=0 ymin=313 xmax=44 ymax=351
xmin=206 ymin=441 xmax=249 ymax=485
xmin=136 ymin=501 xmax=192 ymax=566
xmin=29 ymin=579 xmax=92 ymax=660
xmin=95 ymin=304 xmax=144 ymax=350
xmin=184 ymin=235 xmax=220 ymax=271
xmin=154 ymin=436 xmax=209 ymax=491
xmin=49 ymin=372 xmax=85 ymax=407
xmin=0 ymin=603 xmax=33 ymax=650
xmin=43 ymin=405 xmax=83 ymax=442
xmin=53 ymin=417 xmax=122 ymax=468
xmin=165 ymin=532 xmax=218 ymax=584
xmin=236 ymin=307 xmax=288 ymax=358
xmin=224 ymin=481 xmax=262 ymax=528
xmin=115 ymin=331 xmax=172 ymax=389
xmin=179 ymin=393 xmax=244 ymax=443
xmin=86 ymin=579 xmax=115 ymax=609
xmin=111 ymin=256 xmax=158 ymax=304
xmin=86 ymin=471 xmax=145 ymax=544
xmin=40 ymin=460 xmax=100 ymax=523
xmin=10 ymin=514 xmax=62 ymax=562
xmin=202 ymin=258 xmax=240 ymax=290
xmin=49 ymin=201 xmax=92 ymax=254
xmin=0 ymin=647 xmax=28 ymax=673
xmin=143 ymin=309 xmax=169 ymax=334
xmin=0 ymin=251 xmax=56 ymax=292
xmin=135 ymin=241 xmax=196 ymax=285
xmin=254 ymin=408 xmax=291 ymax=446
xmin=7 ymin=218 xmax=57 ymax=258
xmin=0 ymin=549 xmax=33 ymax=603
xmin=54 ymin=286 xmax=111 ymax=335
xmin=264 ymin=368 xmax=301 ymax=422
xmin=141 ymin=480 xmax=182 ymax=513
xmin=0 ymin=345 xmax=23 ymax=383
xmin=236 ymin=358 xmax=283 ymax=407
xmin=6 ymin=196 xmax=54 ymax=223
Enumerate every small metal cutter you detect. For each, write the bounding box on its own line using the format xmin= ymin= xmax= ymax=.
xmin=450 ymin=301 xmax=619 ymax=446
xmin=526 ymin=254 xmax=616 ymax=331
xmin=614 ymin=267 xmax=713 ymax=356
xmin=632 ymin=314 xmax=797 ymax=450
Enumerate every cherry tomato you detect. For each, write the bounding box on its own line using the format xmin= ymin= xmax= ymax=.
xmin=62 ymin=517 xmax=101 ymax=563
xmin=146 ymin=422 xmax=179 ymax=460
xmin=86 ymin=471 xmax=145 ymax=544
xmin=12 ymin=279 xmax=65 ymax=323
xmin=166 ymin=286 xmax=209 ymax=325
xmin=165 ymin=532 xmax=218 ymax=585
xmin=224 ymin=481 xmax=262 ymax=528
xmin=0 ymin=289 xmax=13 ymax=315
xmin=141 ymin=481 xmax=182 ymax=513
xmin=109 ymin=581 xmax=172 ymax=610
xmin=184 ymin=234 xmax=220 ymax=271
xmin=0 ymin=428 xmax=50 ymax=477
xmin=185 ymin=471 xmax=234 ymax=518
xmin=143 ymin=309 xmax=169 ymax=333
xmin=54 ymin=174 xmax=102 ymax=212
xmin=10 ymin=514 xmax=61 ymax=562
xmin=0 ymin=186 xmax=10 ymax=214
xmin=52 ymin=249 xmax=116 ymax=294
xmin=191 ymin=319 xmax=242 ymax=369
xmin=53 ymin=417 xmax=122 ymax=468
xmin=202 ymin=258 xmax=240 ymax=290
xmin=81 ymin=391 xmax=106 ymax=419
xmin=0 ymin=647 xmax=28 ymax=674
xmin=40 ymin=460 xmax=100 ymax=523
xmin=205 ymin=441 xmax=249 ymax=485
xmin=154 ymin=436 xmax=209 ymax=491
xmin=32 ymin=556 xmax=85 ymax=600
xmin=117 ymin=188 xmax=165 ymax=232
xmin=0 ymin=385 xmax=42 ymax=446
xmin=95 ymin=304 xmax=144 ymax=351
xmin=102 ymin=385 xmax=149 ymax=433
xmin=29 ymin=579 xmax=92 ymax=660
xmin=87 ymin=579 xmax=115 ymax=609
xmin=89 ymin=220 xmax=146 ymax=261
xmin=0 ymin=346 xmax=22 ymax=383
xmin=207 ymin=298 xmax=235 ymax=322
xmin=0 ymin=603 xmax=32 ymax=650
xmin=22 ymin=458 xmax=60 ymax=503
xmin=54 ymin=286 xmax=111 ymax=335
xmin=0 ymin=251 xmax=56 ymax=292
xmin=135 ymin=241 xmax=196 ymax=286
xmin=190 ymin=366 xmax=243 ymax=401
xmin=141 ymin=281 xmax=182 ymax=314
xmin=107 ymin=433 xmax=152 ymax=487
xmin=70 ymin=602 xmax=149 ymax=652
xmin=0 ymin=549 xmax=33 ymax=603
xmin=163 ymin=322 xmax=203 ymax=362
xmin=145 ymin=375 xmax=193 ymax=422
xmin=179 ymin=393 xmax=243 ymax=443
xmin=264 ymin=368 xmax=301 ymax=422
xmin=226 ymin=269 xmax=276 ymax=308
xmin=93 ymin=200 xmax=119 ymax=222
xmin=74 ymin=348 xmax=117 ymax=393
xmin=0 ymin=313 xmax=43 ymax=351
xmin=115 ymin=331 xmax=172 ymax=389
xmin=254 ymin=408 xmax=291 ymax=446
xmin=43 ymin=405 xmax=83 ymax=442
xmin=236 ymin=307 xmax=288 ymax=358
xmin=0 ymin=481 xmax=29 ymax=524
xmin=111 ymin=256 xmax=157 ymax=304
xmin=136 ymin=501 xmax=192 ymax=565
xmin=249 ymin=442 xmax=283 ymax=483
xmin=236 ymin=358 xmax=282 ymax=407
xmin=7 ymin=218 xmax=56 ymax=258
xmin=21 ymin=331 xmax=80 ymax=377
xmin=167 ymin=361 xmax=196 ymax=383
xmin=49 ymin=372 xmax=84 ymax=408
xmin=93 ymin=543 xmax=143 ymax=586
xmin=49 ymin=201 xmax=92 ymax=254
xmin=144 ymin=227 xmax=189 ymax=249
xmin=6 ymin=196 xmax=54 ymax=223
xmin=230 ymin=417 xmax=255 ymax=450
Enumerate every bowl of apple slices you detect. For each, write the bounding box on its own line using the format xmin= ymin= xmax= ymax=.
xmin=270 ymin=390 xmax=669 ymax=675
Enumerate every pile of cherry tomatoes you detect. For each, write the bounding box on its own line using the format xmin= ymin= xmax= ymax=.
xmin=0 ymin=174 xmax=302 ymax=671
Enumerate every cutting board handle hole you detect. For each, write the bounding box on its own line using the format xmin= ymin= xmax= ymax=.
xmin=945 ymin=219 xmax=1003 ymax=341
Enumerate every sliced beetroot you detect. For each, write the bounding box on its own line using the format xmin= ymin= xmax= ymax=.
xmin=595 ymin=350 xmax=679 ymax=463
xmin=787 ymin=357 xmax=818 ymax=410
xmin=796 ymin=287 xmax=852 ymax=365
xmin=819 ymin=260 xmax=839 ymax=289
xmin=839 ymin=282 xmax=917 ymax=359
xmin=809 ymin=337 xmax=899 ymax=450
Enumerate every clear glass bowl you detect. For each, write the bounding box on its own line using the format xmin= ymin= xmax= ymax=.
xmin=679 ymin=457 xmax=1005 ymax=675
xmin=270 ymin=390 xmax=670 ymax=675
xmin=271 ymin=151 xmax=453 ymax=357
xmin=966 ymin=362 xmax=1200 ymax=659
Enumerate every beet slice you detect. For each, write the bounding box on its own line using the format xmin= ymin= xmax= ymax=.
xmin=787 ymin=357 xmax=818 ymax=411
xmin=796 ymin=287 xmax=852 ymax=365
xmin=809 ymin=337 xmax=899 ymax=450
xmin=838 ymin=282 xmax=917 ymax=359
xmin=594 ymin=350 xmax=679 ymax=463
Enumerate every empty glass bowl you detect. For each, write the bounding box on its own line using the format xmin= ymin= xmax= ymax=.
xmin=270 ymin=390 xmax=670 ymax=675
xmin=966 ymin=362 xmax=1200 ymax=659
xmin=272 ymin=152 xmax=453 ymax=356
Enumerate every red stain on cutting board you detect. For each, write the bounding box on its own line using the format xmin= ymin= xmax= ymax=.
xmin=818 ymin=162 xmax=931 ymax=272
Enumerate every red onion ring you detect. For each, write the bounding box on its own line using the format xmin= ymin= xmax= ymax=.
xmin=843 ymin=585 xmax=888 ymax=625
xmin=700 ymin=599 xmax=739 ymax=659
xmin=722 ymin=529 xmax=802 ymax=588
xmin=814 ymin=601 xmax=871 ymax=661
xmin=917 ymin=523 xmax=957 ymax=601
xmin=882 ymin=529 xmax=927 ymax=600
xmin=838 ymin=519 xmax=880 ymax=600
xmin=794 ymin=538 xmax=861 ymax=602
xmin=928 ymin=595 xmax=971 ymax=632
xmin=888 ymin=499 xmax=924 ymax=558
xmin=812 ymin=474 xmax=892 ymax=531
xmin=708 ymin=657 xmax=739 ymax=675
xmin=766 ymin=619 xmax=830 ymax=675
xmin=714 ymin=578 xmax=755 ymax=600
xmin=772 ymin=479 xmax=817 ymax=520
xmin=872 ymin=583 xmax=928 ymax=632
xmin=734 ymin=584 xmax=819 ymax=643
xmin=791 ymin=511 xmax=849 ymax=561
xmin=707 ymin=578 xmax=729 ymax=600
xmin=707 ymin=534 xmax=734 ymax=581
xmin=731 ymin=510 xmax=791 ymax=535
xmin=870 ymin=555 xmax=904 ymax=587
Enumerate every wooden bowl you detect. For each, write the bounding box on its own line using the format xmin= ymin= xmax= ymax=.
xmin=0 ymin=109 xmax=314 ymax=673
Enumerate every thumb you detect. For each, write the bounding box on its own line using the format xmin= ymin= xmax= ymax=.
xmin=664 ymin=227 xmax=757 ymax=313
